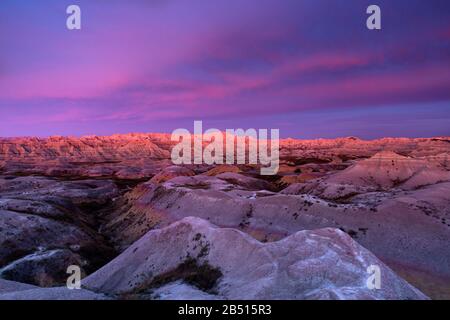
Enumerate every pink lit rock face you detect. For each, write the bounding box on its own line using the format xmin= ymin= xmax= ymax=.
xmin=0 ymin=135 xmax=450 ymax=299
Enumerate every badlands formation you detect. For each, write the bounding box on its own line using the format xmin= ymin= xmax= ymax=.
xmin=0 ymin=134 xmax=449 ymax=299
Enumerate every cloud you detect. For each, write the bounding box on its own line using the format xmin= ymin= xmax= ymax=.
xmin=0 ymin=0 xmax=449 ymax=137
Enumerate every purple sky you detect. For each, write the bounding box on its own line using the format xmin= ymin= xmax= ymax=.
xmin=1 ymin=0 xmax=449 ymax=138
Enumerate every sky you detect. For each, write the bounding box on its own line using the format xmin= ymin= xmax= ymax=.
xmin=0 ymin=0 xmax=449 ymax=139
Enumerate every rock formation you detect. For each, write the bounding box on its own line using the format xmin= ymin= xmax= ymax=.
xmin=83 ymin=217 xmax=427 ymax=300
xmin=1 ymin=134 xmax=449 ymax=299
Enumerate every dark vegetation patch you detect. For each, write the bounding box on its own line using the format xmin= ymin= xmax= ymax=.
xmin=303 ymin=200 xmax=313 ymax=207
xmin=339 ymin=227 xmax=359 ymax=239
xmin=133 ymin=258 xmax=223 ymax=294
xmin=358 ymin=227 xmax=368 ymax=236
xmin=239 ymin=206 xmax=253 ymax=228
xmin=331 ymin=192 xmax=360 ymax=204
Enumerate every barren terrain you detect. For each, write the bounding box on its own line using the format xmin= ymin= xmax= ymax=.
xmin=0 ymin=135 xmax=449 ymax=299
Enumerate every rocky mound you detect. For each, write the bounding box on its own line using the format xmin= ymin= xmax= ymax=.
xmin=101 ymin=172 xmax=450 ymax=297
xmin=0 ymin=176 xmax=118 ymax=286
xmin=83 ymin=217 xmax=427 ymax=300
xmin=149 ymin=166 xmax=195 ymax=184
xmin=0 ymin=279 xmax=108 ymax=300
xmin=323 ymin=151 xmax=450 ymax=191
